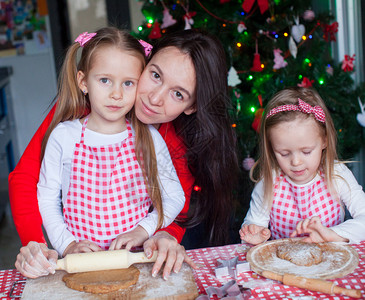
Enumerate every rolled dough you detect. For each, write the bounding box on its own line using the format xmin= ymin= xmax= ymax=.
xmin=62 ymin=266 xmax=140 ymax=294
xmin=246 ymin=238 xmax=359 ymax=279
xmin=277 ymin=241 xmax=323 ymax=266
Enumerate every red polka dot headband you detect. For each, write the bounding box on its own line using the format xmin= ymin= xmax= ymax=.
xmin=266 ymin=98 xmax=326 ymax=123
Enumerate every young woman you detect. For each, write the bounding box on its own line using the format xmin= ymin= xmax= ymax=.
xmin=11 ymin=29 xmax=238 ymax=279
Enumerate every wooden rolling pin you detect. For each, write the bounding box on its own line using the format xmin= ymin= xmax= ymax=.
xmin=56 ymin=250 xmax=158 ymax=273
xmin=262 ymin=270 xmax=362 ymax=299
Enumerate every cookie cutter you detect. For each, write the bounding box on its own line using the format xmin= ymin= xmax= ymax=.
xmin=9 ymin=280 xmax=26 ymax=298
xmin=196 ymin=280 xmax=251 ymax=300
xmin=215 ymin=257 xmax=250 ymax=278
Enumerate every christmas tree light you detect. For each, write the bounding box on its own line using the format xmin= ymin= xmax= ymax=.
xmin=134 ymin=0 xmax=365 ymax=226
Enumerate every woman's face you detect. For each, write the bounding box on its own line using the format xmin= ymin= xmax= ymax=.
xmin=135 ymin=46 xmax=196 ymax=126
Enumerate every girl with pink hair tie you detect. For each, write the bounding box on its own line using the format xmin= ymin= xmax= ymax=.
xmin=14 ymin=27 xmax=185 ymax=277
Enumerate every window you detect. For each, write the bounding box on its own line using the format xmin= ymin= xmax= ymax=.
xmin=330 ymin=0 xmax=365 ymax=185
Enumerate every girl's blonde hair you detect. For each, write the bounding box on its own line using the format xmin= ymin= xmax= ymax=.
xmin=41 ymin=27 xmax=164 ymax=230
xmin=250 ymin=87 xmax=338 ymax=209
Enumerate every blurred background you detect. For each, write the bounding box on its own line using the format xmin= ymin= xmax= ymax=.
xmin=1 ymin=0 xmax=365 ymax=269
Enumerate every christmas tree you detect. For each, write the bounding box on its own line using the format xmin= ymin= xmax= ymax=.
xmin=133 ymin=0 xmax=364 ymax=240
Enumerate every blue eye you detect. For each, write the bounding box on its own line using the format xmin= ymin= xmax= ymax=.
xmin=124 ymin=81 xmax=133 ymax=87
xmin=100 ymin=78 xmax=110 ymax=84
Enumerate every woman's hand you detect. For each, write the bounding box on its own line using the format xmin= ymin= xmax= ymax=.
xmin=143 ymin=231 xmax=197 ymax=280
xmin=239 ymin=224 xmax=271 ymax=245
xmin=15 ymin=241 xmax=58 ymax=278
xmin=62 ymin=240 xmax=102 ymax=256
xmin=290 ymin=216 xmax=349 ymax=243
xmin=109 ymin=226 xmax=149 ymax=251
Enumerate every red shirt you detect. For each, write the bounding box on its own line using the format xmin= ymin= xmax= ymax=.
xmin=8 ymin=105 xmax=193 ymax=246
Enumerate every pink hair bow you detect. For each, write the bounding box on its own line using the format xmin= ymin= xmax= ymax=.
xmin=297 ymin=98 xmax=326 ymax=123
xmin=139 ymin=39 xmax=153 ymax=56
xmin=75 ymin=32 xmax=97 ymax=47
xmin=266 ymin=98 xmax=326 ymax=123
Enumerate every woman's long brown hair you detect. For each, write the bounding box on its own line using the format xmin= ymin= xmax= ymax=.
xmin=149 ymin=30 xmax=239 ymax=245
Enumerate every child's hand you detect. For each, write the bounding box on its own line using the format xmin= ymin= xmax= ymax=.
xmin=109 ymin=226 xmax=149 ymax=251
xmin=290 ymin=216 xmax=349 ymax=243
xmin=239 ymin=224 xmax=271 ymax=245
xmin=62 ymin=240 xmax=102 ymax=256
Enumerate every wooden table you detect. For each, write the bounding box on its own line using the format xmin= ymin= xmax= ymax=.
xmin=1 ymin=242 xmax=365 ymax=299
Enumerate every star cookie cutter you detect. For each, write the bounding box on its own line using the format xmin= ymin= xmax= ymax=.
xmin=215 ymin=257 xmax=250 ymax=278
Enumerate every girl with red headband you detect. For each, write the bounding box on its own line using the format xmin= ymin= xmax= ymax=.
xmin=240 ymin=87 xmax=365 ymax=245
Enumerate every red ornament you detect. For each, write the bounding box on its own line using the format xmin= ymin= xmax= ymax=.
xmin=250 ymin=53 xmax=263 ymax=72
xmin=242 ymin=0 xmax=269 ymax=15
xmin=297 ymin=77 xmax=314 ymax=88
xmin=252 ymin=108 xmax=264 ymax=132
xmin=251 ymin=40 xmax=263 ymax=72
xmin=148 ymin=21 xmax=162 ymax=39
xmin=183 ymin=11 xmax=196 ymax=20
xmin=183 ymin=11 xmax=196 ymax=30
xmin=322 ymin=22 xmax=338 ymax=42
xmin=342 ymin=54 xmax=355 ymax=72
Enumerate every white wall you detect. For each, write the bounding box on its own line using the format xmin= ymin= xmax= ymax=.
xmin=67 ymin=0 xmax=107 ymax=40
xmin=0 ymin=52 xmax=57 ymax=158
xmin=128 ymin=0 xmax=144 ymax=32
xmin=0 ymin=1 xmax=143 ymax=163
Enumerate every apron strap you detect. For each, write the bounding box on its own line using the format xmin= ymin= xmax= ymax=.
xmin=125 ymin=119 xmax=133 ymax=139
xmin=80 ymin=115 xmax=89 ymax=143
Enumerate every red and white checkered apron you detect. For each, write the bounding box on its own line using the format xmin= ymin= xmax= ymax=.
xmin=63 ymin=116 xmax=151 ymax=249
xmin=269 ymin=173 xmax=341 ymax=239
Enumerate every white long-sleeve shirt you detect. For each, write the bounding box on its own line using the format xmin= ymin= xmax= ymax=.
xmin=243 ymin=163 xmax=365 ymax=244
xmin=38 ymin=119 xmax=185 ymax=255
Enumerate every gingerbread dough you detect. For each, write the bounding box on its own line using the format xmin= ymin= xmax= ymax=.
xmin=62 ymin=266 xmax=140 ymax=294
xmin=277 ymin=241 xmax=323 ymax=266
xmin=246 ymin=238 xmax=359 ymax=279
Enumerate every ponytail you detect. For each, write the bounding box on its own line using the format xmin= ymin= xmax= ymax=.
xmin=41 ymin=42 xmax=89 ymax=159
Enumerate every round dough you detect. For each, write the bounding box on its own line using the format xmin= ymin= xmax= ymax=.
xmin=62 ymin=266 xmax=140 ymax=294
xmin=276 ymin=241 xmax=323 ymax=266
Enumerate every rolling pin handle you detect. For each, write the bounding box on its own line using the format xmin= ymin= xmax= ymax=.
xmin=56 ymin=258 xmax=65 ymax=271
xmin=261 ymin=270 xmax=362 ymax=299
xmin=129 ymin=250 xmax=158 ymax=265
xmin=333 ymin=285 xmax=362 ymax=299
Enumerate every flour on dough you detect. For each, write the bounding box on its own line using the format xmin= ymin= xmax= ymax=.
xmin=276 ymin=241 xmax=323 ymax=266
xmin=62 ymin=266 xmax=140 ymax=294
